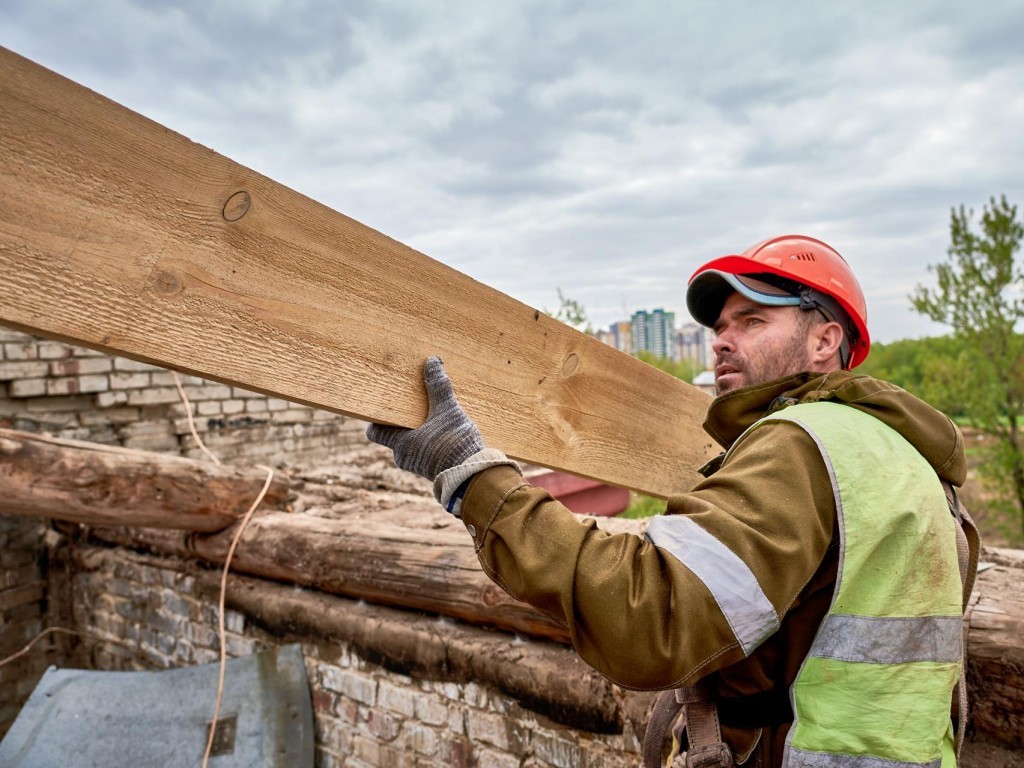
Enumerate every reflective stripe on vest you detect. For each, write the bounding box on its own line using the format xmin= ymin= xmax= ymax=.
xmin=645 ymin=514 xmax=778 ymax=655
xmin=765 ymin=403 xmax=962 ymax=768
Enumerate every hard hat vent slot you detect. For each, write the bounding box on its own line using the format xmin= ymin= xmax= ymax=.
xmin=790 ymin=252 xmax=816 ymax=261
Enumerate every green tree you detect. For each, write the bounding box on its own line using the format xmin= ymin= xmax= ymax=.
xmin=635 ymin=350 xmax=702 ymax=384
xmin=858 ymin=336 xmax=966 ymax=417
xmin=910 ymin=195 xmax=1024 ymax=542
xmin=546 ymin=288 xmax=591 ymax=333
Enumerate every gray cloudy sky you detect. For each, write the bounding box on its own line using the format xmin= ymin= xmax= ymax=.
xmin=4 ymin=1 xmax=1024 ymax=344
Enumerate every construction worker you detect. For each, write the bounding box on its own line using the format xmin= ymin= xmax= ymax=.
xmin=367 ymin=235 xmax=978 ymax=767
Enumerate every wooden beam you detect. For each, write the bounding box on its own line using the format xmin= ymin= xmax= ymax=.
xmin=0 ymin=47 xmax=717 ymax=498
xmin=0 ymin=428 xmax=288 ymax=531
xmin=89 ymin=506 xmax=570 ymax=642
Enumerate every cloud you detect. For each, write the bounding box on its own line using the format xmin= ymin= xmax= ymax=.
xmin=3 ymin=0 xmax=1023 ymax=345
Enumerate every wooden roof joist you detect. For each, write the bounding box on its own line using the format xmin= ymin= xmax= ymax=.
xmin=0 ymin=47 xmax=718 ymax=498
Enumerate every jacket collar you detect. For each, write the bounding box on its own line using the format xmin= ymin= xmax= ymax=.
xmin=702 ymin=370 xmax=967 ymax=486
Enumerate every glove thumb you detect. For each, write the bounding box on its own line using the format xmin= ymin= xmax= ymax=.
xmin=366 ymin=422 xmax=410 ymax=449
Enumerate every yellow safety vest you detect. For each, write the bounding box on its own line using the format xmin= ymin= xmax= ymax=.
xmin=768 ymin=403 xmax=961 ymax=767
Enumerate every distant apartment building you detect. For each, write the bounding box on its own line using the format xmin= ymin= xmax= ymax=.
xmin=631 ymin=309 xmax=675 ymax=359
xmin=611 ymin=320 xmax=632 ymax=355
xmin=676 ymin=322 xmax=711 ymax=369
xmin=594 ymin=312 xmax=709 ymax=370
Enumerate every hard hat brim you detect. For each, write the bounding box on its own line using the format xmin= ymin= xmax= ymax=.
xmin=686 ymin=270 xmax=801 ymax=328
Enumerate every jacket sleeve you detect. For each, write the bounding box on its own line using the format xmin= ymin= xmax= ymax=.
xmin=457 ymin=421 xmax=836 ymax=690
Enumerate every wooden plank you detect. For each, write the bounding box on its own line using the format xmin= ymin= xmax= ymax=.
xmin=0 ymin=47 xmax=718 ymax=497
xmin=0 ymin=428 xmax=288 ymax=531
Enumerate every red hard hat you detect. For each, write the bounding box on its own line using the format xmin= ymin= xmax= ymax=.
xmin=687 ymin=235 xmax=870 ymax=369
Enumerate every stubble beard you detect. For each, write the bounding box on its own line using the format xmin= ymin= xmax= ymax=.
xmin=714 ymin=333 xmax=813 ymax=396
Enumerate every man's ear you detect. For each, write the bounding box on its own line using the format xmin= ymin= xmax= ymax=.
xmin=809 ymin=321 xmax=845 ymax=369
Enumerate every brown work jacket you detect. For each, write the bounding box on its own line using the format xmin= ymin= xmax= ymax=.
xmin=458 ymin=371 xmax=967 ymax=765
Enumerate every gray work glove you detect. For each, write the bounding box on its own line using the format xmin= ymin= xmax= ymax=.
xmin=366 ymin=357 xmax=518 ymax=515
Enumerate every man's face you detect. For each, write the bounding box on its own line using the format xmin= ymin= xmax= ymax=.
xmin=711 ymin=292 xmax=813 ymax=395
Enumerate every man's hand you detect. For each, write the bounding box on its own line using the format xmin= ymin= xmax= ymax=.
xmin=366 ymin=357 xmax=484 ymax=482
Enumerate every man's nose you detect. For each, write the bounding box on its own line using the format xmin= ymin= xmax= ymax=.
xmin=711 ymin=331 xmax=733 ymax=357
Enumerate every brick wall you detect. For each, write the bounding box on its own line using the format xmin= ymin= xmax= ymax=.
xmin=0 ymin=328 xmax=646 ymax=765
xmin=0 ymin=516 xmax=55 ymax=734
xmin=64 ymin=545 xmax=642 ymax=768
xmin=0 ymin=328 xmax=364 ymax=464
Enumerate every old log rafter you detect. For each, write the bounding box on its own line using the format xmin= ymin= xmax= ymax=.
xmin=0 ymin=428 xmax=288 ymax=531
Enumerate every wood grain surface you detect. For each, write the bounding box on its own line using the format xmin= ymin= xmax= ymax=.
xmin=0 ymin=48 xmax=718 ymax=497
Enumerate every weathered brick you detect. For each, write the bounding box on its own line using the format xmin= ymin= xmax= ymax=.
xmin=174 ymin=417 xmax=212 ymax=434
xmin=113 ymin=358 xmax=160 ymax=372
xmin=193 ymin=647 xmax=219 ymax=665
xmin=26 ymin=395 xmax=88 ymax=414
xmin=71 ymin=345 xmax=108 ymax=358
xmin=476 ymin=748 xmax=521 ymax=768
xmin=222 ymin=399 xmax=245 ymax=415
xmin=37 ymin=341 xmax=73 ymax=360
xmin=47 ymin=375 xmax=108 ymax=396
xmin=49 ymin=358 xmax=113 ymax=376
xmin=245 ymin=399 xmax=269 ymax=414
xmin=313 ymin=409 xmax=344 ymax=422
xmin=124 ymin=435 xmax=180 ymax=452
xmin=121 ymin=421 xmax=173 ymax=438
xmin=532 ymin=730 xmax=583 ymax=768
xmin=110 ymin=372 xmax=151 ymax=390
xmin=266 ymin=398 xmax=292 ymax=412
xmin=3 ymin=343 xmax=37 ymax=361
xmin=413 ymin=696 xmax=449 ymax=727
xmin=323 ymin=668 xmax=376 ymax=706
xmin=313 ymin=689 xmax=339 ymax=716
xmin=378 ymin=680 xmax=417 ymax=718
xmin=224 ymin=633 xmax=256 ymax=658
xmin=366 ymin=707 xmax=401 ymax=741
xmin=96 ymin=391 xmax=129 ymax=408
xmin=467 ymin=710 xmax=510 ymax=751
xmin=447 ymin=705 xmax=466 ymax=734
xmin=182 ymin=385 xmax=232 ymax=401
xmin=438 ymin=735 xmax=474 ymax=768
xmin=0 ymin=361 xmax=48 ymax=380
xmin=224 ymin=611 xmax=245 ymax=633
xmin=271 ymin=408 xmax=314 ymax=423
xmin=8 ymin=379 xmax=46 ymax=398
xmin=149 ymin=372 xmax=182 ymax=387
xmin=404 ymin=723 xmax=441 ymax=756
xmin=230 ymin=387 xmax=265 ymax=399
xmin=79 ymin=407 xmax=141 ymax=425
xmin=197 ymin=401 xmax=223 ymax=416
xmin=127 ymin=388 xmax=180 ymax=406
xmin=462 ymin=682 xmax=489 ymax=708
xmin=437 ymin=681 xmax=463 ymax=701
xmin=0 ymin=329 xmax=31 ymax=342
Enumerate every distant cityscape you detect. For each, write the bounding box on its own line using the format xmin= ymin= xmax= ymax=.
xmin=592 ymin=309 xmax=714 ymax=373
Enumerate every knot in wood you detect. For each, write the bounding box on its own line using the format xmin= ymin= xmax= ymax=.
xmin=222 ymin=191 xmax=251 ymax=222
xmin=561 ymin=353 xmax=580 ymax=378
